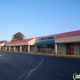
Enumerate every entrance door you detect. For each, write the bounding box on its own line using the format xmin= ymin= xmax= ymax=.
xmin=66 ymin=44 xmax=74 ymax=55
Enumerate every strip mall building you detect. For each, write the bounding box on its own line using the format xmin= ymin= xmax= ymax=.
xmin=0 ymin=30 xmax=80 ymax=55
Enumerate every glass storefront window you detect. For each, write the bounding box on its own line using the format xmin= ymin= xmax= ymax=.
xmin=37 ymin=44 xmax=54 ymax=53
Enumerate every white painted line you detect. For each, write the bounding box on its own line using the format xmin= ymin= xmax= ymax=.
xmin=17 ymin=56 xmax=44 ymax=80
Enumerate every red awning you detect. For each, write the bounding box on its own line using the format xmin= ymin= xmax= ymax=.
xmin=7 ymin=38 xmax=33 ymax=44
xmin=56 ymin=30 xmax=80 ymax=38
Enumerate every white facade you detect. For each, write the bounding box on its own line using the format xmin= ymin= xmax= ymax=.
xmin=74 ymin=43 xmax=80 ymax=55
xmin=6 ymin=39 xmax=35 ymax=46
xmin=55 ymin=35 xmax=80 ymax=55
xmin=7 ymin=42 xmax=28 ymax=46
xmin=57 ymin=43 xmax=80 ymax=55
xmin=55 ymin=35 xmax=80 ymax=43
xmin=0 ymin=42 xmax=5 ymax=46
xmin=35 ymin=34 xmax=57 ymax=42
xmin=57 ymin=44 xmax=66 ymax=54
xmin=28 ymin=38 xmax=35 ymax=45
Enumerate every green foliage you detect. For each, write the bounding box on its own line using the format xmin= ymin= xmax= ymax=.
xmin=11 ymin=32 xmax=25 ymax=41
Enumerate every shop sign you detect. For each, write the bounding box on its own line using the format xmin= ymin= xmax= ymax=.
xmin=39 ymin=36 xmax=54 ymax=40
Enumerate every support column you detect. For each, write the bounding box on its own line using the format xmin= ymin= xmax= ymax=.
xmin=14 ymin=46 xmax=16 ymax=52
xmin=28 ymin=45 xmax=30 ymax=53
xmin=55 ymin=43 xmax=57 ymax=54
xmin=5 ymin=46 xmax=7 ymax=51
xmin=9 ymin=46 xmax=11 ymax=51
xmin=0 ymin=46 xmax=1 ymax=50
xmin=20 ymin=46 xmax=22 ymax=52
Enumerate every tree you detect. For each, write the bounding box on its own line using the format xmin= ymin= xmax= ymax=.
xmin=11 ymin=32 xmax=25 ymax=41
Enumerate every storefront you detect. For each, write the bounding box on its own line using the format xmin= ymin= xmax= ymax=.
xmin=22 ymin=45 xmax=28 ymax=52
xmin=1 ymin=30 xmax=80 ymax=55
xmin=37 ymin=44 xmax=54 ymax=53
xmin=35 ymin=35 xmax=56 ymax=53
xmin=6 ymin=38 xmax=35 ymax=53
xmin=11 ymin=46 xmax=14 ymax=51
xmin=30 ymin=45 xmax=34 ymax=52
xmin=66 ymin=43 xmax=74 ymax=55
xmin=55 ymin=30 xmax=80 ymax=55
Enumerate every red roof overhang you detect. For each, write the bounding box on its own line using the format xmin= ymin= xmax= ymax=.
xmin=7 ymin=38 xmax=34 ymax=44
xmin=56 ymin=30 xmax=80 ymax=38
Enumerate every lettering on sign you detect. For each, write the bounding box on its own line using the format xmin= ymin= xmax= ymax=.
xmin=39 ymin=36 xmax=54 ymax=40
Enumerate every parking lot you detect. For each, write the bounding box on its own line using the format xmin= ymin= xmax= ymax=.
xmin=0 ymin=51 xmax=80 ymax=80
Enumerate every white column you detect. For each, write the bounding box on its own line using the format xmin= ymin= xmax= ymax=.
xmin=55 ymin=43 xmax=57 ymax=54
xmin=20 ymin=46 xmax=22 ymax=52
xmin=0 ymin=46 xmax=2 ymax=50
xmin=5 ymin=47 xmax=7 ymax=51
xmin=28 ymin=45 xmax=30 ymax=53
xmin=9 ymin=46 xmax=11 ymax=51
xmin=0 ymin=46 xmax=1 ymax=50
xmin=74 ymin=43 xmax=79 ymax=55
xmin=14 ymin=46 xmax=16 ymax=52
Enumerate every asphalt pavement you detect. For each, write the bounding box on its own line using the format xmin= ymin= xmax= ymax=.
xmin=0 ymin=51 xmax=80 ymax=80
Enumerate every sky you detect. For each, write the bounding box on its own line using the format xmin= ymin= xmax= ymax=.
xmin=0 ymin=0 xmax=80 ymax=41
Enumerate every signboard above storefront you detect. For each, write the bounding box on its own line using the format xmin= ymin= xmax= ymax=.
xmin=39 ymin=36 xmax=54 ymax=40
xmin=35 ymin=35 xmax=57 ymax=42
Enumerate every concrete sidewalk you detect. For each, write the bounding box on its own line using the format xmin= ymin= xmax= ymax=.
xmin=26 ymin=53 xmax=80 ymax=59
xmin=0 ymin=50 xmax=80 ymax=59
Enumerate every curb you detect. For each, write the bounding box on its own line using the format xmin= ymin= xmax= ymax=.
xmin=0 ymin=50 xmax=80 ymax=59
